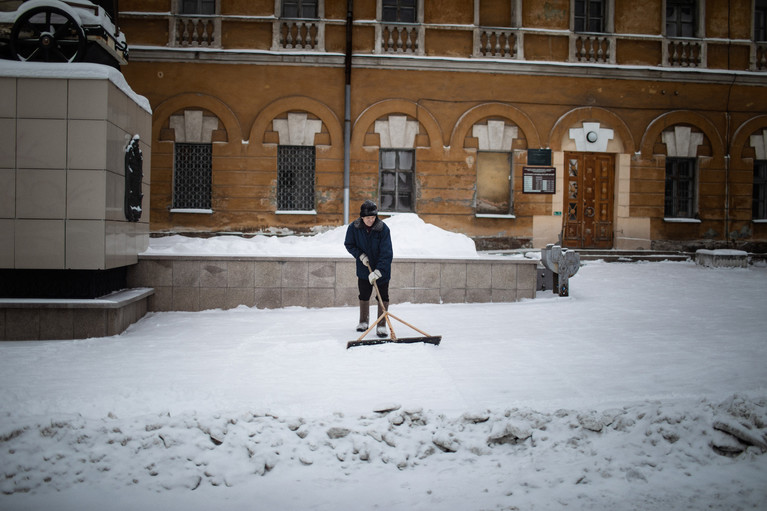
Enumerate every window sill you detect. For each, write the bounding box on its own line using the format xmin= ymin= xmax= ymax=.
xmin=276 ymin=210 xmax=317 ymax=215
xmin=663 ymin=217 xmax=701 ymax=223
xmin=753 ymin=219 xmax=767 ymax=223
xmin=475 ymin=213 xmax=516 ymax=219
xmin=170 ymin=208 xmax=213 ymax=214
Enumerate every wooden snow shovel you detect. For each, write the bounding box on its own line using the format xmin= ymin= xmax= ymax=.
xmin=346 ymin=261 xmax=442 ymax=349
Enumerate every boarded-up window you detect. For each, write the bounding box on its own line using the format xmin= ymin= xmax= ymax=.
xmin=476 ymin=152 xmax=512 ymax=215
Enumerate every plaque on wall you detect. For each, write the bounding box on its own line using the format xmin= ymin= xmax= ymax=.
xmin=124 ymin=135 xmax=144 ymax=222
xmin=523 ymin=166 xmax=556 ymax=194
xmin=527 ymin=148 xmax=552 ymax=166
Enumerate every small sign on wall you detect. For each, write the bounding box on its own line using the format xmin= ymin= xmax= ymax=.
xmin=527 ymin=149 xmax=552 ymax=166
xmin=523 ymin=166 xmax=556 ymax=194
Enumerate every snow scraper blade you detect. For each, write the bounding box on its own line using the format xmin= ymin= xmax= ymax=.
xmin=347 ymin=335 xmax=441 ymax=349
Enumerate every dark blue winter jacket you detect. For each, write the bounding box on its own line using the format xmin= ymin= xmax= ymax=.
xmin=344 ymin=217 xmax=393 ymax=283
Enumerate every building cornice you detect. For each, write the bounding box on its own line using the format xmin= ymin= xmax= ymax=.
xmin=127 ymin=46 xmax=767 ymax=86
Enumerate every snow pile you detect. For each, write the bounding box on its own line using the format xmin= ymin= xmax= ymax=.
xmin=2 ymin=397 xmax=766 ymax=509
xmin=143 ymin=213 xmax=478 ymax=258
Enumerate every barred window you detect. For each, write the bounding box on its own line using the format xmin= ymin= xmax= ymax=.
xmin=380 ymin=149 xmax=415 ymax=212
xmin=665 ymin=157 xmax=696 ymax=218
xmin=282 ymin=0 xmax=318 ymax=19
xmin=278 ymin=145 xmax=315 ymax=211
xmin=574 ymin=0 xmax=605 ymax=33
xmin=173 ymin=143 xmax=212 ymax=210
xmin=181 ymin=0 xmax=215 ymax=15
xmin=666 ymin=0 xmax=696 ymax=38
xmin=754 ymin=160 xmax=767 ymax=219
xmin=382 ymin=0 xmax=417 ymax=23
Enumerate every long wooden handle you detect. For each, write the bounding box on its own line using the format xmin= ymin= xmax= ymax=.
xmin=364 ymin=260 xmax=386 ymax=312
xmin=364 ymin=260 xmax=397 ymax=339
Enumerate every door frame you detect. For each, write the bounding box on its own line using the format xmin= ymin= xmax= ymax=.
xmin=562 ymin=151 xmax=615 ymax=249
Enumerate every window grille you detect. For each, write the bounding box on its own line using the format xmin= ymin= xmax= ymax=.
xmin=278 ymin=145 xmax=315 ymax=211
xmin=380 ymin=149 xmax=415 ymax=212
xmin=665 ymin=157 xmax=696 ymax=218
xmin=574 ymin=0 xmax=605 ymax=33
xmin=666 ymin=0 xmax=696 ymax=38
xmin=756 ymin=0 xmax=767 ymax=41
xmin=181 ymin=0 xmax=215 ymax=15
xmin=382 ymin=0 xmax=417 ymax=23
xmin=754 ymin=160 xmax=767 ymax=219
xmin=282 ymin=0 xmax=318 ymax=19
xmin=173 ymin=143 xmax=212 ymax=209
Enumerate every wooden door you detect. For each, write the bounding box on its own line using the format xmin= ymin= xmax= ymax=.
xmin=562 ymin=152 xmax=614 ymax=249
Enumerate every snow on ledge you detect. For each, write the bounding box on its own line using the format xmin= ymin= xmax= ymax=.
xmin=695 ymin=249 xmax=748 ymax=256
xmin=0 ymin=61 xmax=151 ymax=114
xmin=664 ymin=217 xmax=702 ymax=223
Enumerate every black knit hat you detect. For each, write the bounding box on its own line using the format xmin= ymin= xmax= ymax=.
xmin=360 ymin=200 xmax=378 ymax=217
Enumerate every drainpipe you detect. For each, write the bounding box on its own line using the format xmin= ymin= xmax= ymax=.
xmin=725 ymin=113 xmax=731 ymax=249
xmin=343 ymin=0 xmax=353 ymax=225
xmin=724 ymin=5 xmax=733 ymax=248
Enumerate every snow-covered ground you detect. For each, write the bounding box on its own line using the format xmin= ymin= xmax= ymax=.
xmin=2 ymin=216 xmax=767 ymax=510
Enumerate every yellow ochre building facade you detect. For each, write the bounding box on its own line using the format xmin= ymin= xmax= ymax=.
xmin=119 ymin=0 xmax=767 ymax=251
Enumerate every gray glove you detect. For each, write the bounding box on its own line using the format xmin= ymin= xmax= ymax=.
xmin=368 ymin=269 xmax=382 ymax=284
xmin=359 ymin=253 xmax=369 ymax=266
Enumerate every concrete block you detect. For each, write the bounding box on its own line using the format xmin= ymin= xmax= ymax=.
xmin=308 ymin=261 xmax=335 ymax=288
xmin=282 ymin=287 xmax=307 ymax=307
xmin=254 ymin=288 xmax=281 ymax=309
xmin=39 ymin=309 xmax=74 ymax=340
xmin=148 ymin=286 xmax=172 ymax=311
xmin=695 ymin=249 xmax=748 ymax=268
xmin=72 ymin=309 xmax=107 ymax=339
xmin=491 ymin=288 xmax=517 ymax=302
xmin=253 ymin=261 xmax=280 ymax=287
xmin=173 ymin=287 xmax=199 ymax=311
xmin=229 ymin=261 xmax=256 ymax=287
xmin=5 ymin=309 xmax=39 ymax=340
xmin=467 ymin=263 xmax=492 ymax=288
xmin=173 ymin=260 xmax=202 ymax=288
xmin=227 ymin=287 xmax=255 ymax=309
xmin=282 ymin=261 xmax=308 ymax=288
xmin=200 ymin=287 xmax=227 ymax=310
xmin=391 ymin=262 xmax=415 ymax=289
xmin=413 ymin=288 xmax=440 ymax=303
xmin=334 ymin=287 xmax=358 ymax=307
xmin=440 ymin=287 xmax=466 ymax=303
xmin=335 ymin=261 xmax=358 ymax=287
xmin=200 ymin=262 xmax=228 ymax=287
xmin=415 ymin=262 xmax=440 ymax=289
xmin=491 ymin=263 xmax=517 ymax=290
xmin=441 ymin=263 xmax=467 ymax=289
xmin=466 ymin=288 xmax=490 ymax=303
xmin=308 ymin=288 xmax=334 ymax=308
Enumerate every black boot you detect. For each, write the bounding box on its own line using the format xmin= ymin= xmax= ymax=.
xmin=376 ymin=301 xmax=389 ymax=338
xmin=356 ymin=300 xmax=369 ymax=332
